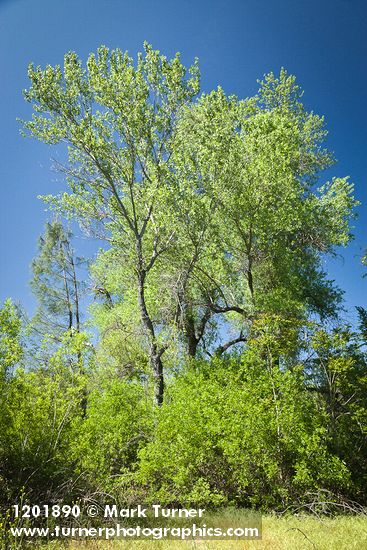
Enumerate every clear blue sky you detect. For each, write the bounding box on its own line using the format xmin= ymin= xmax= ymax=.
xmin=0 ymin=0 xmax=366 ymax=323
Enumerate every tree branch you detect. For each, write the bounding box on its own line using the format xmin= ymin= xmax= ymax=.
xmin=215 ymin=332 xmax=247 ymax=355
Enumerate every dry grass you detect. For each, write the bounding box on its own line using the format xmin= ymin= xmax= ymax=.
xmin=41 ymin=514 xmax=367 ymax=550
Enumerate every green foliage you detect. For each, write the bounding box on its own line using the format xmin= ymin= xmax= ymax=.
xmin=0 ymin=300 xmax=24 ymax=506
xmin=30 ymin=220 xmax=85 ymax=343
xmin=0 ymin=300 xmax=23 ymax=379
xmin=306 ymin=325 xmax=367 ymax=500
xmin=1 ymin=43 xmax=364 ymax=525
xmin=73 ymin=376 xmax=154 ymax=488
xmin=0 ymin=367 xmax=82 ymax=504
xmin=137 ymin=353 xmax=350 ymax=509
xmin=0 ymin=325 xmax=93 ymax=507
xmin=20 ymin=46 xmax=357 ymax=404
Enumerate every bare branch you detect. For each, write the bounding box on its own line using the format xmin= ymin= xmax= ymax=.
xmin=215 ymin=332 xmax=247 ymax=355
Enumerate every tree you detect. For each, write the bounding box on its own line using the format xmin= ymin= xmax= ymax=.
xmin=90 ymin=69 xmax=355 ymax=368
xmin=22 ymin=47 xmax=356 ymax=404
xmin=170 ymin=72 xmax=356 ymax=354
xmin=28 ymin=221 xmax=91 ymax=416
xmin=22 ymin=44 xmax=200 ymax=405
xmin=0 ymin=299 xmax=23 ymax=380
xmin=30 ymin=220 xmax=85 ymax=343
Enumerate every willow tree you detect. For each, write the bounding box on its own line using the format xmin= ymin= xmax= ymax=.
xmin=22 ymin=45 xmax=356 ymax=404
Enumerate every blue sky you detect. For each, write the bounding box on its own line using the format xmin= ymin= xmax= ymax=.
xmin=0 ymin=0 xmax=366 ymax=323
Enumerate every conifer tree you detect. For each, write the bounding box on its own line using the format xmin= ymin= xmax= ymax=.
xmin=30 ymin=220 xmax=84 ymax=342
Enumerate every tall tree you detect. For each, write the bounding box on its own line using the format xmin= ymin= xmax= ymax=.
xmin=168 ymin=70 xmax=356 ymax=354
xmin=22 ymin=47 xmax=356 ymax=404
xmin=22 ymin=44 xmax=200 ymax=405
xmin=30 ymin=220 xmax=84 ymax=342
xmin=30 ymin=221 xmax=91 ymax=416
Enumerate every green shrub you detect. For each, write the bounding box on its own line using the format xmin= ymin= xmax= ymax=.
xmin=73 ymin=376 xmax=154 ymax=490
xmin=137 ymin=355 xmax=350 ymax=509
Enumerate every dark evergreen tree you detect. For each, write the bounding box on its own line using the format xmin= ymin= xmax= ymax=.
xmin=30 ymin=220 xmax=85 ymax=342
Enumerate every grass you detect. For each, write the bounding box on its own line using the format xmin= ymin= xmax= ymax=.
xmin=36 ymin=513 xmax=367 ymax=550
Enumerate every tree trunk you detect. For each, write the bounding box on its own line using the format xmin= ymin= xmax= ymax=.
xmin=151 ymin=345 xmax=164 ymax=406
xmin=137 ymin=264 xmax=165 ymax=406
xmin=185 ymin=312 xmax=198 ymax=358
xmin=69 ymin=252 xmax=80 ymax=333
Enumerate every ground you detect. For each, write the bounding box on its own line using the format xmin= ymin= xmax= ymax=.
xmin=33 ymin=514 xmax=367 ymax=550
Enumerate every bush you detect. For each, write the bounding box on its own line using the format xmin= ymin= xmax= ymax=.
xmin=73 ymin=376 xmax=154 ymax=491
xmin=0 ymin=366 xmax=82 ymax=504
xmin=137 ymin=355 xmax=350 ymax=509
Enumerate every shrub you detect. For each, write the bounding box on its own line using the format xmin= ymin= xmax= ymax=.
xmin=137 ymin=355 xmax=350 ymax=509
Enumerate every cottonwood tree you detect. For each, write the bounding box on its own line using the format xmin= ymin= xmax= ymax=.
xmin=22 ymin=47 xmax=356 ymax=404
xmin=92 ymin=71 xmax=355 ymax=368
xmin=22 ymin=44 xmax=200 ymax=405
xmin=168 ymin=70 xmax=356 ymax=356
